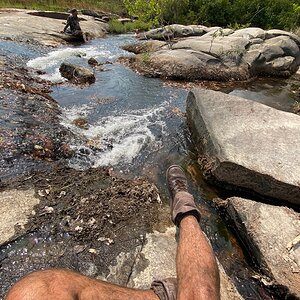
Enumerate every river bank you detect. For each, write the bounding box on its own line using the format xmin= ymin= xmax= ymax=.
xmin=0 ymin=9 xmax=108 ymax=47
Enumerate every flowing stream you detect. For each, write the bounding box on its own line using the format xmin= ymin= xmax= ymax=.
xmin=1 ymin=34 xmax=300 ymax=299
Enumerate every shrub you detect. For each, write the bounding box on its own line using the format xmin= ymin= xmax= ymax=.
xmin=108 ymin=19 xmax=151 ymax=34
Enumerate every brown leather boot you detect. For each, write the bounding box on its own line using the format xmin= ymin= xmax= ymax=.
xmin=166 ymin=165 xmax=201 ymax=227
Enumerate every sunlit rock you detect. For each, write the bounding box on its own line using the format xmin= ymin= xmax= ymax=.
xmin=226 ymin=197 xmax=300 ymax=297
xmin=186 ymin=89 xmax=300 ymax=205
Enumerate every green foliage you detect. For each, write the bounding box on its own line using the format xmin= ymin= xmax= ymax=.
xmin=1 ymin=0 xmax=299 ymax=30
xmin=123 ymin=0 xmax=162 ymax=26
xmin=0 ymin=0 xmax=125 ymax=14
xmin=124 ymin=0 xmax=300 ymax=30
xmin=141 ymin=52 xmax=151 ymax=62
xmin=108 ymin=19 xmax=151 ymax=34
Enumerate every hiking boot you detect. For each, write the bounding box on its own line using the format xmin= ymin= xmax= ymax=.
xmin=166 ymin=165 xmax=201 ymax=226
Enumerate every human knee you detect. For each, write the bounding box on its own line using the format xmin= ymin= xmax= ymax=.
xmin=5 ymin=269 xmax=69 ymax=300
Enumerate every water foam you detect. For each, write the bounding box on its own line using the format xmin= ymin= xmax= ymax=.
xmin=27 ymin=46 xmax=108 ymax=70
xmin=61 ymin=104 xmax=168 ymax=167
xmin=26 ymin=46 xmax=112 ymax=83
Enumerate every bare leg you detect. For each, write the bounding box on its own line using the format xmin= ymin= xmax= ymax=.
xmin=176 ymin=215 xmax=220 ymax=300
xmin=5 ymin=269 xmax=159 ymax=300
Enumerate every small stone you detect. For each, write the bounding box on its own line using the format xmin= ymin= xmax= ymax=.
xmin=34 ymin=145 xmax=44 ymax=150
xmin=38 ymin=190 xmax=45 ymax=197
xmin=88 ymin=248 xmax=97 ymax=254
xmin=72 ymin=118 xmax=89 ymax=130
xmin=73 ymin=245 xmax=86 ymax=254
xmin=75 ymin=226 xmax=83 ymax=232
xmin=88 ymin=57 xmax=99 ymax=66
xmin=44 ymin=206 xmax=54 ymax=213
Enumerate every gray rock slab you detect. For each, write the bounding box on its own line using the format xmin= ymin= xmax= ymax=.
xmin=138 ymin=24 xmax=206 ymax=40
xmin=128 ymin=227 xmax=244 ymax=300
xmin=173 ymin=36 xmax=250 ymax=58
xmin=0 ymin=9 xmax=108 ymax=46
xmin=266 ymin=56 xmax=295 ymax=71
xmin=263 ymin=36 xmax=299 ymax=58
xmin=186 ymin=89 xmax=300 ymax=205
xmin=266 ymin=29 xmax=300 ymax=46
xmin=231 ymin=27 xmax=266 ymax=39
xmin=0 ymin=189 xmax=39 ymax=245
xmin=226 ymin=197 xmax=300 ymax=297
xmin=129 ymin=25 xmax=300 ymax=81
xmin=144 ymin=49 xmax=248 ymax=81
xmin=122 ymin=40 xmax=167 ymax=54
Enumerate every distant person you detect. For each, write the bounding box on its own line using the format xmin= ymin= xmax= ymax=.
xmin=62 ymin=8 xmax=82 ymax=35
xmin=5 ymin=165 xmax=220 ymax=300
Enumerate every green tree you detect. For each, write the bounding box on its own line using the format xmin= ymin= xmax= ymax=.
xmin=124 ymin=0 xmax=300 ymax=30
xmin=123 ymin=0 xmax=162 ymax=26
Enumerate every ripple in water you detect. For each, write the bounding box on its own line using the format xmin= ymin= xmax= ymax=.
xmin=61 ymin=104 xmax=168 ymax=168
xmin=26 ymin=34 xmax=135 ymax=83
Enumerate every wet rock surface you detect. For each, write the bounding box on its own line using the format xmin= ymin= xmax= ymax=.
xmin=225 ymin=197 xmax=300 ymax=298
xmin=124 ymin=26 xmax=300 ymax=81
xmin=59 ymin=62 xmax=96 ymax=84
xmin=0 ymin=9 xmax=108 ymax=47
xmin=186 ymin=89 xmax=300 ymax=205
xmin=0 ymin=166 xmax=162 ymax=298
xmin=0 ymin=57 xmax=75 ymax=178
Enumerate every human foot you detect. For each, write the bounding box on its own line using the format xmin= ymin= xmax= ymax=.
xmin=166 ymin=165 xmax=201 ymax=227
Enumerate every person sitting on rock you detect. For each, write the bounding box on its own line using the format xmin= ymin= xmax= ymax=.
xmin=5 ymin=165 xmax=220 ymax=300
xmin=63 ymin=8 xmax=82 ymax=35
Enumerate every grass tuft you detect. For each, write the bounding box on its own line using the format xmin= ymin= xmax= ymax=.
xmin=108 ymin=19 xmax=151 ymax=34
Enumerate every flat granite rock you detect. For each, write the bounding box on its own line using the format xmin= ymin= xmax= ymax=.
xmin=186 ymin=89 xmax=300 ymax=205
xmin=0 ymin=189 xmax=39 ymax=245
xmin=226 ymin=197 xmax=300 ymax=297
xmin=126 ymin=25 xmax=300 ymax=81
xmin=0 ymin=9 xmax=108 ymax=47
xmin=127 ymin=227 xmax=244 ymax=300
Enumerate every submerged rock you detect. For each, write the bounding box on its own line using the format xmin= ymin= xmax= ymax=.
xmin=226 ymin=197 xmax=300 ymax=297
xmin=126 ymin=26 xmax=300 ymax=81
xmin=88 ymin=57 xmax=99 ymax=66
xmin=59 ymin=63 xmax=95 ymax=84
xmin=186 ymin=89 xmax=300 ymax=205
xmin=0 ymin=57 xmax=76 ymax=178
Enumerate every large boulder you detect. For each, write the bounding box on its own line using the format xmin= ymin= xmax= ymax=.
xmin=130 ymin=49 xmax=249 ymax=81
xmin=244 ymin=36 xmax=300 ymax=76
xmin=186 ymin=89 xmax=300 ymax=205
xmin=0 ymin=9 xmax=108 ymax=47
xmin=126 ymin=26 xmax=300 ymax=81
xmin=226 ymin=197 xmax=300 ymax=297
xmin=172 ymin=35 xmax=250 ymax=60
xmin=137 ymin=24 xmax=210 ymax=40
xmin=108 ymin=227 xmax=245 ymax=300
xmin=122 ymin=40 xmax=167 ymax=54
xmin=59 ymin=63 xmax=95 ymax=84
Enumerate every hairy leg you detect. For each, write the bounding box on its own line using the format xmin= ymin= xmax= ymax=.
xmin=176 ymin=215 xmax=220 ymax=300
xmin=5 ymin=269 xmax=159 ymax=300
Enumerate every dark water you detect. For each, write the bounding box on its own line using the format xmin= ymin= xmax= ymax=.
xmin=1 ymin=34 xmax=299 ymax=299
